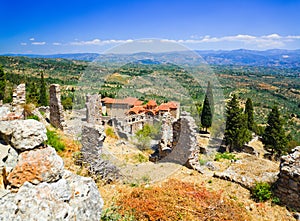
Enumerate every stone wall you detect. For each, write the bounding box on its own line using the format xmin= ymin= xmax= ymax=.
xmin=0 ymin=119 xmax=103 ymax=220
xmin=49 ymin=84 xmax=65 ymax=130
xmin=86 ymin=94 xmax=102 ymax=124
xmin=12 ymin=83 xmax=26 ymax=106
xmin=80 ymin=124 xmax=120 ymax=183
xmin=274 ymin=146 xmax=300 ymax=211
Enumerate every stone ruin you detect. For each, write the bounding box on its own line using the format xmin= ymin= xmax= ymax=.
xmin=50 ymin=84 xmax=65 ymax=130
xmin=80 ymin=123 xmax=120 ymax=183
xmin=150 ymin=111 xmax=201 ymax=171
xmin=274 ymin=146 xmax=300 ymax=211
xmin=12 ymin=83 xmax=26 ymax=107
xmin=85 ymin=94 xmax=102 ymax=124
xmin=0 ymin=119 xmax=103 ymax=220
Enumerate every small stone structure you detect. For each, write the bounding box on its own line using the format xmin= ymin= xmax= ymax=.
xmin=274 ymin=146 xmax=300 ymax=211
xmin=86 ymin=94 xmax=102 ymax=124
xmin=0 ymin=119 xmax=103 ymax=220
xmin=50 ymin=84 xmax=65 ymax=130
xmin=150 ymin=112 xmax=201 ymax=170
xmin=12 ymin=83 xmax=26 ymax=106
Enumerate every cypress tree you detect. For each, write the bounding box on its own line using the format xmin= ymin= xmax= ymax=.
xmin=39 ymin=71 xmax=48 ymax=106
xmin=262 ymin=106 xmax=287 ymax=157
xmin=245 ymin=98 xmax=254 ymax=131
xmin=224 ymin=94 xmax=251 ymax=152
xmin=0 ymin=66 xmax=6 ymax=101
xmin=201 ymin=95 xmax=212 ymax=132
xmin=200 ymin=81 xmax=214 ymax=132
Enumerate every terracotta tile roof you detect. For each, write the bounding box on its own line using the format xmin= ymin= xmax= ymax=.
xmin=147 ymin=100 xmax=157 ymax=107
xmin=167 ymin=102 xmax=177 ymax=109
xmin=127 ymin=106 xmax=145 ymax=114
xmin=158 ymin=103 xmax=170 ymax=111
xmin=102 ymin=97 xmax=141 ymax=106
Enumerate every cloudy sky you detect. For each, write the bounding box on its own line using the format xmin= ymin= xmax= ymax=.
xmin=1 ymin=0 xmax=300 ymax=54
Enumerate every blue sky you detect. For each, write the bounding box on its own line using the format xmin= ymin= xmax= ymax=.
xmin=1 ymin=0 xmax=300 ymax=54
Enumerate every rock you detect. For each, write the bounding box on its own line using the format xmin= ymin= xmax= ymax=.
xmin=0 ymin=170 xmax=103 ymax=221
xmin=0 ymin=119 xmax=47 ymax=151
xmin=0 ymin=143 xmax=10 ymax=162
xmin=2 ymin=145 xmax=18 ymax=173
xmin=0 ymin=106 xmax=10 ymax=121
xmin=49 ymin=84 xmax=65 ymax=130
xmin=7 ymin=146 xmax=64 ymax=188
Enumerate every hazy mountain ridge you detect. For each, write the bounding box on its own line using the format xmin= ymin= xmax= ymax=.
xmin=3 ymin=49 xmax=300 ymax=68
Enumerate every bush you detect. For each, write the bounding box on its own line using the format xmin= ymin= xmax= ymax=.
xmin=105 ymin=126 xmax=118 ymax=139
xmin=26 ymin=115 xmax=39 ymax=121
xmin=215 ymin=152 xmax=237 ymax=161
xmin=251 ymin=182 xmax=272 ymax=202
xmin=133 ymin=153 xmax=148 ymax=163
xmin=46 ymin=129 xmax=65 ymax=152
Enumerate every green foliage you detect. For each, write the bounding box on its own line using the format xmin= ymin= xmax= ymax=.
xmin=262 ymin=106 xmax=288 ymax=157
xmin=251 ymin=182 xmax=272 ymax=202
xmin=224 ymin=95 xmax=252 ymax=152
xmin=105 ymin=126 xmax=117 ymax=139
xmin=245 ymin=98 xmax=255 ymax=131
xmin=101 ymin=205 xmax=135 ymax=221
xmin=135 ymin=123 xmax=160 ymax=150
xmin=46 ymin=129 xmax=65 ymax=152
xmin=61 ymin=96 xmax=73 ymax=110
xmin=201 ymin=94 xmax=212 ymax=131
xmin=39 ymin=71 xmax=48 ymax=106
xmin=0 ymin=66 xmax=6 ymax=101
xmin=214 ymin=152 xmax=238 ymax=161
xmin=133 ymin=153 xmax=148 ymax=163
xmin=26 ymin=115 xmax=39 ymax=121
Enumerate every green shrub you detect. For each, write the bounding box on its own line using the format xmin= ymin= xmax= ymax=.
xmin=46 ymin=129 xmax=65 ymax=152
xmin=105 ymin=126 xmax=117 ymax=139
xmin=26 ymin=115 xmax=39 ymax=121
xmin=101 ymin=205 xmax=135 ymax=221
xmin=251 ymin=182 xmax=272 ymax=202
xmin=133 ymin=153 xmax=148 ymax=163
xmin=214 ymin=152 xmax=238 ymax=161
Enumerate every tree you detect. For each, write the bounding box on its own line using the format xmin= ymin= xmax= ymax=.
xmin=262 ymin=106 xmax=287 ymax=158
xmin=0 ymin=66 xmax=6 ymax=101
xmin=39 ymin=71 xmax=48 ymax=106
xmin=201 ymin=95 xmax=212 ymax=132
xmin=245 ymin=98 xmax=254 ymax=131
xmin=200 ymin=81 xmax=214 ymax=132
xmin=224 ymin=94 xmax=251 ymax=152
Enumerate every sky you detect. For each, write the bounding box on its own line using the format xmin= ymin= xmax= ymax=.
xmin=1 ymin=0 xmax=300 ymax=54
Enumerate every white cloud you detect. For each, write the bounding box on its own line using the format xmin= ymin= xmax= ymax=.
xmin=32 ymin=41 xmax=46 ymax=45
xmin=53 ymin=42 xmax=62 ymax=46
xmin=70 ymin=38 xmax=133 ymax=46
xmin=29 ymin=38 xmax=35 ymax=41
xmin=20 ymin=42 xmax=27 ymax=46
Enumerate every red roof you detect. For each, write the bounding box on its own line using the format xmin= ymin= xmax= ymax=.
xmin=127 ymin=106 xmax=145 ymax=114
xmin=147 ymin=100 xmax=157 ymax=107
xmin=102 ymin=97 xmax=141 ymax=106
xmin=158 ymin=103 xmax=170 ymax=111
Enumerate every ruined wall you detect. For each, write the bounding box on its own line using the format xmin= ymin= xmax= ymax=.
xmin=12 ymin=83 xmax=26 ymax=106
xmin=49 ymin=84 xmax=65 ymax=130
xmin=86 ymin=94 xmax=102 ymax=124
xmin=80 ymin=124 xmax=120 ymax=182
xmin=274 ymin=146 xmax=300 ymax=211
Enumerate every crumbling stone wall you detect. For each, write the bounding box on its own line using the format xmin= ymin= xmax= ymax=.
xmin=49 ymin=84 xmax=65 ymax=130
xmin=80 ymin=124 xmax=120 ymax=182
xmin=151 ymin=112 xmax=200 ymax=170
xmin=12 ymin=83 xmax=26 ymax=106
xmin=86 ymin=94 xmax=102 ymax=124
xmin=274 ymin=146 xmax=300 ymax=211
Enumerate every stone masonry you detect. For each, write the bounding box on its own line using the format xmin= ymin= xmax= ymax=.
xmin=86 ymin=94 xmax=102 ymax=124
xmin=50 ymin=84 xmax=65 ymax=130
xmin=274 ymin=146 xmax=300 ymax=211
xmin=12 ymin=83 xmax=26 ymax=106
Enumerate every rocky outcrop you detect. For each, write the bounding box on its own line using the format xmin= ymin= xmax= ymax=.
xmin=0 ymin=119 xmax=103 ymax=220
xmin=274 ymin=146 xmax=300 ymax=211
xmin=0 ymin=119 xmax=47 ymax=151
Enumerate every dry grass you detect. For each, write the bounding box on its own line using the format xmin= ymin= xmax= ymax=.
xmin=115 ymin=179 xmax=250 ymax=221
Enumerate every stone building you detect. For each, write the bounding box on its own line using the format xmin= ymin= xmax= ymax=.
xmin=86 ymin=94 xmax=102 ymax=124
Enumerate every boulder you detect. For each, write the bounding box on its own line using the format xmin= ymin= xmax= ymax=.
xmin=0 ymin=119 xmax=47 ymax=151
xmin=7 ymin=146 xmax=64 ymax=188
xmin=0 ymin=170 xmax=103 ymax=221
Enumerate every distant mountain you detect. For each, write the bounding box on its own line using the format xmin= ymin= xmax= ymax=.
xmin=3 ymin=49 xmax=300 ymax=68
